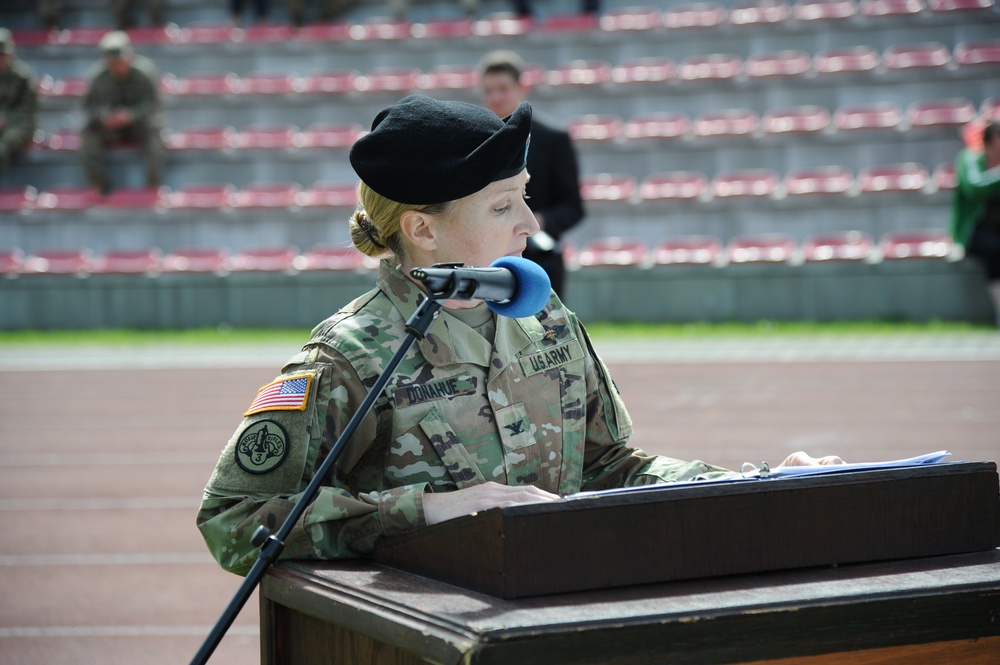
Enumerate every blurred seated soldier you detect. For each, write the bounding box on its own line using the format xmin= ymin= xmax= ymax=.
xmin=81 ymin=31 xmax=164 ymax=194
xmin=0 ymin=28 xmax=38 ymax=175
xmin=115 ymin=0 xmax=165 ymax=29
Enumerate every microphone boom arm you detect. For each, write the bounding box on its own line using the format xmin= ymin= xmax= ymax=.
xmin=190 ymin=295 xmax=444 ymax=665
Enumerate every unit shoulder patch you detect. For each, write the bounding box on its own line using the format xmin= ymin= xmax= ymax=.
xmin=234 ymin=419 xmax=290 ymax=474
xmin=244 ymin=373 xmax=313 ymax=416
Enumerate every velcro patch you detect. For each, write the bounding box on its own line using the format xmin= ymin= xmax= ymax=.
xmin=392 ymin=375 xmax=477 ymax=408
xmin=234 ymin=419 xmax=289 ymax=474
xmin=244 ymin=374 xmax=313 ymax=416
xmin=519 ymin=342 xmax=583 ymax=377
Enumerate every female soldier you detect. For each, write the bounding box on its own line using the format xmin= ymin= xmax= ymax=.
xmin=197 ymin=95 xmax=838 ymax=575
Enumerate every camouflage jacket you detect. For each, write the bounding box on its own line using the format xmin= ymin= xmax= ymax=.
xmin=0 ymin=59 xmax=37 ymax=134
xmin=198 ymin=261 xmax=729 ymax=575
xmin=83 ymin=54 xmax=162 ymax=126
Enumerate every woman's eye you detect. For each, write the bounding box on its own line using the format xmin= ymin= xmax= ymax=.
xmin=495 ymin=203 xmax=511 ymax=214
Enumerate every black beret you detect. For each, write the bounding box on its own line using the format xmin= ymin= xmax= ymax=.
xmin=349 ymin=94 xmax=532 ymax=205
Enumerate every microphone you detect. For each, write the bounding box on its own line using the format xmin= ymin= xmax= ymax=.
xmin=410 ymin=256 xmax=552 ymax=318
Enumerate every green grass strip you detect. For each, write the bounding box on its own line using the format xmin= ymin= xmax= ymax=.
xmin=0 ymin=320 xmax=991 ymax=346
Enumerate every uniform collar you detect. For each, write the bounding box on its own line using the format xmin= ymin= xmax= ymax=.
xmin=376 ymin=260 xmax=546 ymax=367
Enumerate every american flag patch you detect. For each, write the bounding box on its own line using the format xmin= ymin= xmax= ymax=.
xmin=244 ymin=374 xmax=312 ymax=416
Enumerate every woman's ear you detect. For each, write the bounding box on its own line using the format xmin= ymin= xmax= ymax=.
xmin=399 ymin=209 xmax=438 ymax=252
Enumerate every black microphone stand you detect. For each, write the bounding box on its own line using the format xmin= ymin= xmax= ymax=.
xmin=191 ymin=289 xmax=449 ymax=665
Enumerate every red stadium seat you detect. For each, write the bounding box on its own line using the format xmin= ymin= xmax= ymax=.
xmin=237 ymin=72 xmax=300 ymax=96
xmin=859 ymin=0 xmax=925 ymax=16
xmin=233 ymin=125 xmax=299 ymax=150
xmin=678 ymin=54 xmax=743 ymax=82
xmin=793 ymin=0 xmax=858 ymax=20
xmin=624 ymin=113 xmax=691 ymax=141
xmin=932 ymin=162 xmax=957 ymax=191
xmin=578 ymin=238 xmax=649 ymax=267
xmin=906 ymin=98 xmax=977 ymax=129
xmin=539 ymin=13 xmax=600 ymax=33
xmin=38 ymin=76 xmax=89 ymax=99
xmin=612 ymin=58 xmax=676 ymax=85
xmin=802 ymin=232 xmax=873 ymax=261
xmin=981 ymin=97 xmax=1000 ymax=121
xmin=745 ymin=51 xmax=811 ymax=78
xmin=694 ymin=109 xmax=760 ymax=139
xmin=728 ymin=0 xmax=793 ymax=25
xmin=813 ymin=46 xmax=880 ymax=75
xmin=9 ymin=29 xmax=56 ymax=48
xmin=164 ymin=126 xmax=237 ymax=150
xmin=240 ymin=23 xmax=295 ymax=43
xmin=162 ymin=248 xmax=230 ymax=273
xmin=879 ymin=230 xmax=952 ymax=259
xmin=356 ymin=68 xmax=420 ymax=93
xmin=639 ymin=172 xmax=708 ymax=201
xmin=22 ymin=249 xmax=95 ymax=275
xmin=44 ymin=128 xmax=80 ymax=152
xmin=294 ymin=22 xmax=352 ymax=42
xmin=350 ymin=17 xmax=411 ymax=41
xmin=579 ymin=174 xmax=638 ymax=202
xmin=295 ymin=123 xmax=364 ymax=149
xmin=164 ymin=184 xmax=236 ymax=210
xmin=857 ymin=163 xmax=930 ymax=194
xmin=230 ymin=247 xmax=300 ymax=272
xmin=784 ymin=166 xmax=854 ymax=196
xmin=127 ymin=24 xmax=181 ymax=45
xmin=712 ymin=170 xmax=780 ymax=198
xmin=954 ymin=41 xmax=1000 ymax=67
xmin=296 ymin=182 xmax=358 ymax=208
xmin=35 ymin=187 xmax=102 ymax=211
xmin=472 ymin=12 xmax=535 ymax=37
xmin=300 ymin=71 xmax=360 ymax=95
xmin=232 ymin=183 xmax=301 ymax=209
xmin=92 ymin=248 xmax=163 ymax=275
xmin=762 ymin=105 xmax=831 ymax=135
xmin=0 ymin=187 xmax=38 ymax=213
xmin=567 ymin=115 xmax=624 ymax=142
xmin=518 ymin=64 xmax=547 ymax=89
xmin=163 ymin=72 xmax=239 ymax=96
xmin=0 ymin=248 xmax=25 ymax=275
xmin=101 ymin=187 xmax=165 ymax=209
xmin=419 ymin=65 xmax=479 ymax=91
xmin=177 ymin=22 xmax=235 ymax=44
xmin=600 ymin=6 xmax=664 ymax=31
xmin=664 ymin=3 xmax=729 ymax=29
xmin=411 ymin=18 xmax=473 ymax=39
xmin=727 ymin=234 xmax=797 ymax=263
xmin=546 ymin=61 xmax=613 ymax=87
xmin=883 ymin=42 xmax=952 ymax=71
xmin=652 ymin=236 xmax=721 ymax=265
xmin=833 ymin=103 xmax=902 ymax=132
xmin=927 ymin=0 xmax=995 ymax=12
xmin=300 ymin=245 xmax=371 ymax=271
xmin=56 ymin=26 xmax=113 ymax=46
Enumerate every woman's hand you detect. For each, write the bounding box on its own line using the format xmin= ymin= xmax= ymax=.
xmin=422 ymin=481 xmax=560 ymax=526
xmin=778 ymin=451 xmax=845 ymax=467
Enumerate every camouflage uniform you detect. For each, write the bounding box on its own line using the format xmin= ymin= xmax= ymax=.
xmin=81 ymin=53 xmax=164 ymax=191
xmin=198 ymin=261 xmax=730 ymax=575
xmin=0 ymin=58 xmax=37 ymax=173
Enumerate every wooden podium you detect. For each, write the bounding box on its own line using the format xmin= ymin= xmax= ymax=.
xmin=260 ymin=463 xmax=1000 ymax=664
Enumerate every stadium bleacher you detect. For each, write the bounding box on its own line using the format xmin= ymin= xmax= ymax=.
xmin=0 ymin=0 xmax=997 ymax=326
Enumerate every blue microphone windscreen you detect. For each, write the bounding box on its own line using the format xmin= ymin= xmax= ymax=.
xmin=487 ymin=256 xmax=552 ymax=318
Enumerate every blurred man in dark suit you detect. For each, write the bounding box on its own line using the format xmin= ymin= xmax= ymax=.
xmin=479 ymin=50 xmax=585 ymax=299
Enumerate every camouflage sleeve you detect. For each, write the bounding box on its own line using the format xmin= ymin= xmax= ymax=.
xmin=7 ymin=68 xmax=37 ymax=132
xmin=83 ymin=72 xmax=110 ymax=122
xmin=197 ymin=346 xmax=428 ymax=576
xmin=575 ymin=320 xmax=733 ymax=490
xmin=125 ymin=68 xmax=159 ymax=125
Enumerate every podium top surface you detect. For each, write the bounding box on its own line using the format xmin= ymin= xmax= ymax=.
xmin=264 ymin=550 xmax=1000 ymax=665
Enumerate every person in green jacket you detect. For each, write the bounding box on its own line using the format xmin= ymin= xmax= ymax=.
xmin=952 ymin=122 xmax=1000 ymax=326
xmin=196 ymin=95 xmax=843 ymax=575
